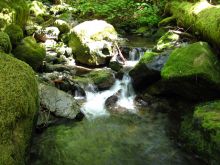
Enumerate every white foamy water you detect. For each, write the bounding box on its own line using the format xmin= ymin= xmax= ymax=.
xmin=80 ymin=72 xmax=137 ymax=119
xmin=79 ymin=47 xmax=148 ymax=119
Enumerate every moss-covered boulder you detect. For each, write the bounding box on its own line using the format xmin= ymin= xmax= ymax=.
xmin=0 ymin=53 xmax=38 ymax=164
xmin=0 ymin=32 xmax=12 ymax=53
xmin=73 ymin=69 xmax=115 ymax=90
xmin=12 ymin=36 xmax=46 ymax=70
xmin=147 ymin=42 xmax=220 ymax=100
xmin=129 ymin=51 xmax=169 ymax=91
xmin=180 ymin=101 xmax=220 ymax=164
xmin=68 ymin=20 xmax=118 ymax=66
xmin=4 ymin=24 xmax=24 ymax=47
xmin=156 ymin=31 xmax=180 ymax=51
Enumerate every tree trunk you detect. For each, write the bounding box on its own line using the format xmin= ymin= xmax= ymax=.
xmin=167 ymin=0 xmax=220 ymax=48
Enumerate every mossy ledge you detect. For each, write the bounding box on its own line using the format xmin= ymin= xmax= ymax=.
xmin=0 ymin=53 xmax=39 ymax=164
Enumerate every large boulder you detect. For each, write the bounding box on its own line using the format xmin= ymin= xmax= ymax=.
xmin=147 ymin=42 xmax=220 ymax=100
xmin=73 ymin=69 xmax=115 ymax=90
xmin=39 ymin=83 xmax=81 ymax=119
xmin=68 ymin=20 xmax=118 ymax=66
xmin=129 ymin=51 xmax=169 ymax=91
xmin=12 ymin=36 xmax=46 ymax=71
xmin=180 ymin=101 xmax=220 ymax=164
xmin=0 ymin=53 xmax=39 ymax=164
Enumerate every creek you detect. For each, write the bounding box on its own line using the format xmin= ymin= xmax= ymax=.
xmin=30 ymin=36 xmax=205 ymax=165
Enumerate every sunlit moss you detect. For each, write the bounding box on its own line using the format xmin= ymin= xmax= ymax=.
xmin=169 ymin=0 xmax=220 ymax=47
xmin=73 ymin=69 xmax=115 ymax=90
xmin=156 ymin=31 xmax=179 ymax=51
xmin=161 ymin=42 xmax=220 ymax=83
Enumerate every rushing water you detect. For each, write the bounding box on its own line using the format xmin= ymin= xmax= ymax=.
xmin=30 ymin=37 xmax=205 ymax=165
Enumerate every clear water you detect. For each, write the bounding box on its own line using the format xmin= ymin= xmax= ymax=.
xmin=30 ymin=37 xmax=205 ymax=165
xmin=30 ymin=112 xmax=204 ymax=165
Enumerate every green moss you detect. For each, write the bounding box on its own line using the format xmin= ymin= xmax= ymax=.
xmin=161 ymin=42 xmax=220 ymax=83
xmin=130 ymin=51 xmax=160 ymax=77
xmin=170 ymin=0 xmax=220 ymax=47
xmin=4 ymin=24 xmax=24 ymax=47
xmin=54 ymin=19 xmax=70 ymax=34
xmin=180 ymin=101 xmax=220 ymax=164
xmin=73 ymin=69 xmax=115 ymax=90
xmin=158 ymin=16 xmax=176 ymax=27
xmin=137 ymin=52 xmax=159 ymax=66
xmin=12 ymin=37 xmax=46 ymax=70
xmin=0 ymin=32 xmax=12 ymax=53
xmin=156 ymin=31 xmax=179 ymax=51
xmin=0 ymin=52 xmax=39 ymax=164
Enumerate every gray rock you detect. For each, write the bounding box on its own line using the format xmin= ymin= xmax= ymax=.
xmin=68 ymin=20 xmax=118 ymax=66
xmin=129 ymin=51 xmax=169 ymax=91
xmin=39 ymin=83 xmax=81 ymax=119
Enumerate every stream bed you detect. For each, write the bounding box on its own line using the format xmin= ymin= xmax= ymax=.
xmin=30 ymin=37 xmax=205 ymax=165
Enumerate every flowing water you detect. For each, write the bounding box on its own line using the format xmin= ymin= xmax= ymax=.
xmin=30 ymin=37 xmax=205 ymax=165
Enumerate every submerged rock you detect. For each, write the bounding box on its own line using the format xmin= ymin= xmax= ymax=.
xmin=129 ymin=51 xmax=169 ymax=90
xmin=147 ymin=42 xmax=220 ymax=100
xmin=68 ymin=20 xmax=118 ymax=66
xmin=39 ymin=83 xmax=81 ymax=119
xmin=180 ymin=101 xmax=220 ymax=164
xmin=0 ymin=53 xmax=39 ymax=164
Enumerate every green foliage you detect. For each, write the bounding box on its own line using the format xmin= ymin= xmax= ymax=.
xmin=4 ymin=24 xmax=24 ymax=47
xmin=0 ymin=52 xmax=38 ymax=164
xmin=71 ymin=0 xmax=165 ymax=29
xmin=134 ymin=2 xmax=160 ymax=26
xmin=0 ymin=32 xmax=12 ymax=53
xmin=12 ymin=37 xmax=46 ymax=70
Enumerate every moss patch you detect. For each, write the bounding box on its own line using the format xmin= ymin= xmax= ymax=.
xmin=73 ymin=69 xmax=115 ymax=90
xmin=156 ymin=31 xmax=179 ymax=51
xmin=162 ymin=42 xmax=220 ymax=83
xmin=0 ymin=32 xmax=12 ymax=53
xmin=180 ymin=101 xmax=220 ymax=164
xmin=4 ymin=24 xmax=24 ymax=47
xmin=12 ymin=36 xmax=46 ymax=71
xmin=0 ymin=53 xmax=39 ymax=164
xmin=169 ymin=0 xmax=220 ymax=47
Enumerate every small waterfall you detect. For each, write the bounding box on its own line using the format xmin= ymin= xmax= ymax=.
xmin=117 ymin=73 xmax=136 ymax=111
xmin=126 ymin=48 xmax=146 ymax=67
xmin=80 ymin=82 xmax=120 ymax=119
xmin=80 ymin=47 xmax=148 ymax=119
